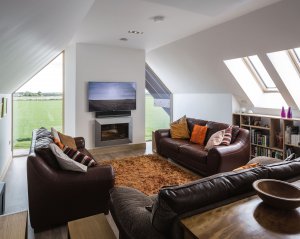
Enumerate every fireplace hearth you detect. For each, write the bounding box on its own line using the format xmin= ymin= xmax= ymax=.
xmin=95 ymin=117 xmax=132 ymax=147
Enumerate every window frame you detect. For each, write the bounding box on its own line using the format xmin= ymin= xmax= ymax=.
xmin=243 ymin=56 xmax=278 ymax=93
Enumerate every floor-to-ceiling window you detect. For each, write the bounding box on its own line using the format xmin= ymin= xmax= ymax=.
xmin=13 ymin=53 xmax=64 ymax=155
xmin=145 ymin=89 xmax=170 ymax=141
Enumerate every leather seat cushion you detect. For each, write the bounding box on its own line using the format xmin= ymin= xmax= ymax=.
xmin=178 ymin=144 xmax=207 ymax=164
xmin=159 ymin=138 xmax=190 ymax=152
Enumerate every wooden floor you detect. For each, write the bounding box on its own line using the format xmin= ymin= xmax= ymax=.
xmin=3 ymin=142 xmax=153 ymax=239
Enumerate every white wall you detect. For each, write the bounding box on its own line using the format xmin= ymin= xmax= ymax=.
xmin=73 ymin=43 xmax=145 ymax=149
xmin=147 ymin=0 xmax=300 ymax=117
xmin=0 ymin=94 xmax=12 ymax=179
xmin=64 ymin=44 xmax=77 ymax=136
xmin=173 ymin=93 xmax=236 ymax=124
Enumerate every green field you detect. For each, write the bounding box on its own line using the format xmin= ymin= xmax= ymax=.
xmin=145 ymin=94 xmax=170 ymax=141
xmin=13 ymin=99 xmax=63 ymax=149
xmin=13 ymin=95 xmax=169 ymax=149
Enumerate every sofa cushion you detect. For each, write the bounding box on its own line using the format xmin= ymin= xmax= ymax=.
xmin=220 ymin=126 xmax=233 ymax=146
xmin=110 ymin=187 xmax=165 ymax=239
xmin=178 ymin=144 xmax=207 ymax=164
xmin=205 ymin=130 xmax=225 ymax=151
xmin=63 ymin=146 xmax=97 ymax=167
xmin=186 ymin=118 xmax=208 ymax=133
xmin=205 ymin=121 xmax=229 ymax=144
xmin=205 ymin=122 xmax=239 ymax=145
xmin=170 ymin=115 xmax=190 ymax=139
xmin=159 ymin=138 xmax=190 ymax=153
xmin=58 ymin=132 xmax=77 ymax=150
xmin=190 ymin=125 xmax=208 ymax=145
xmin=49 ymin=143 xmax=87 ymax=172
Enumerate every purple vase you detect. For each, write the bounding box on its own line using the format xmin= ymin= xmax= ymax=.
xmin=281 ymin=106 xmax=286 ymax=118
xmin=287 ymin=107 xmax=292 ymax=118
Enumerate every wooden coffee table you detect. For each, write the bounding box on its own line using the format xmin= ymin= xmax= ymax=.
xmin=0 ymin=210 xmax=28 ymax=239
xmin=68 ymin=213 xmax=116 ymax=239
xmin=181 ymin=180 xmax=300 ymax=239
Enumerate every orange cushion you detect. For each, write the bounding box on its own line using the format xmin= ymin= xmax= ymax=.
xmin=54 ymin=138 xmax=64 ymax=150
xmin=190 ymin=125 xmax=208 ymax=145
xmin=233 ymin=163 xmax=259 ymax=171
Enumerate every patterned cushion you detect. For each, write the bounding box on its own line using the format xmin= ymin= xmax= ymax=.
xmin=221 ymin=126 xmax=233 ymax=146
xmin=170 ymin=115 xmax=190 ymax=139
xmin=205 ymin=129 xmax=225 ymax=151
xmin=63 ymin=146 xmax=97 ymax=167
xmin=190 ymin=125 xmax=208 ymax=145
xmin=49 ymin=144 xmax=87 ymax=172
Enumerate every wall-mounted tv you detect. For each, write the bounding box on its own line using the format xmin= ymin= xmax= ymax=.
xmin=88 ymin=82 xmax=136 ymax=112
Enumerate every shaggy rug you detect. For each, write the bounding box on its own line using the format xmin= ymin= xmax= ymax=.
xmin=98 ymin=154 xmax=200 ymax=195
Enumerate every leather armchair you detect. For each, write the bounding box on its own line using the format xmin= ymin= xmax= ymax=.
xmin=27 ymin=131 xmax=114 ymax=231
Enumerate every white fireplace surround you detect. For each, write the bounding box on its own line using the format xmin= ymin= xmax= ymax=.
xmin=95 ymin=117 xmax=132 ymax=147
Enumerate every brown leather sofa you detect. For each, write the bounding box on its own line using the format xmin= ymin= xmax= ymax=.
xmin=27 ymin=129 xmax=114 ymax=231
xmin=109 ymin=158 xmax=300 ymax=239
xmin=155 ymin=118 xmax=250 ymax=176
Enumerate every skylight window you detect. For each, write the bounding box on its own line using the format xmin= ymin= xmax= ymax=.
xmin=293 ymin=48 xmax=300 ymax=63
xmin=224 ymin=58 xmax=286 ymax=109
xmin=246 ymin=55 xmax=277 ymax=91
xmin=268 ymin=50 xmax=300 ymax=109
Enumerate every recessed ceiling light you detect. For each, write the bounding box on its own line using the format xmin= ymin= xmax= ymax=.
xmin=120 ymin=38 xmax=128 ymax=41
xmin=151 ymin=15 xmax=165 ymax=23
xmin=128 ymin=30 xmax=143 ymax=35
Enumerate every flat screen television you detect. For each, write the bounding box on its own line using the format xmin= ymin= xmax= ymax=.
xmin=88 ymin=82 xmax=136 ymax=112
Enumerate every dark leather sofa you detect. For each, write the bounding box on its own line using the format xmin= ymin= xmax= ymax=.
xmin=27 ymin=129 xmax=115 ymax=231
xmin=155 ymin=118 xmax=250 ymax=176
xmin=110 ymin=158 xmax=300 ymax=239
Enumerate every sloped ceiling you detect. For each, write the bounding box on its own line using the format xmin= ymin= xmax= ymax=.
xmin=0 ymin=0 xmax=94 ymax=94
xmin=146 ymin=0 xmax=300 ymax=108
xmin=73 ymin=0 xmax=280 ymax=51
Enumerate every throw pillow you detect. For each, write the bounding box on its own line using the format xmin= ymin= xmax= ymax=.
xmin=63 ymin=146 xmax=97 ymax=167
xmin=51 ymin=127 xmax=64 ymax=149
xmin=170 ymin=115 xmax=190 ymax=139
xmin=49 ymin=143 xmax=87 ymax=173
xmin=220 ymin=125 xmax=233 ymax=146
xmin=205 ymin=130 xmax=225 ymax=151
xmin=190 ymin=125 xmax=208 ymax=145
xmin=247 ymin=156 xmax=282 ymax=166
xmin=58 ymin=132 xmax=77 ymax=150
xmin=233 ymin=163 xmax=259 ymax=171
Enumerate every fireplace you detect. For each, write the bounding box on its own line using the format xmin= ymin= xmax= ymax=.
xmin=95 ymin=117 xmax=132 ymax=147
xmin=101 ymin=123 xmax=129 ymax=141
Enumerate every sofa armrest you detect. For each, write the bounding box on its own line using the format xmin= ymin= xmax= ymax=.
xmin=207 ymin=128 xmax=250 ymax=174
xmin=155 ymin=129 xmax=171 ymax=154
xmin=74 ymin=137 xmax=85 ymax=149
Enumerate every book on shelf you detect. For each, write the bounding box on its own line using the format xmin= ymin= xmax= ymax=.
xmin=251 ymin=130 xmax=269 ymax=147
xmin=252 ymin=146 xmax=283 ymax=159
xmin=290 ymin=134 xmax=300 ymax=146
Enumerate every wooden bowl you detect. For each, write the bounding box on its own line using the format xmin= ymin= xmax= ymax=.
xmin=253 ymin=179 xmax=300 ymax=210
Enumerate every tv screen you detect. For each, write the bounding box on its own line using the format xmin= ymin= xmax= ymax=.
xmin=88 ymin=82 xmax=136 ymax=112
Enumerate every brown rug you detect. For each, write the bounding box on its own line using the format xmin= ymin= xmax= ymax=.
xmin=98 ymin=154 xmax=200 ymax=195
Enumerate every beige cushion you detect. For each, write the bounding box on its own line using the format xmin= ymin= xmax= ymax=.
xmin=170 ymin=115 xmax=190 ymax=139
xmin=58 ymin=132 xmax=77 ymax=149
xmin=247 ymin=156 xmax=282 ymax=166
xmin=205 ymin=130 xmax=225 ymax=151
xmin=49 ymin=143 xmax=87 ymax=172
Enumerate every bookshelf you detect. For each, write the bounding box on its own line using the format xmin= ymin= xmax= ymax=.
xmin=233 ymin=113 xmax=300 ymax=160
